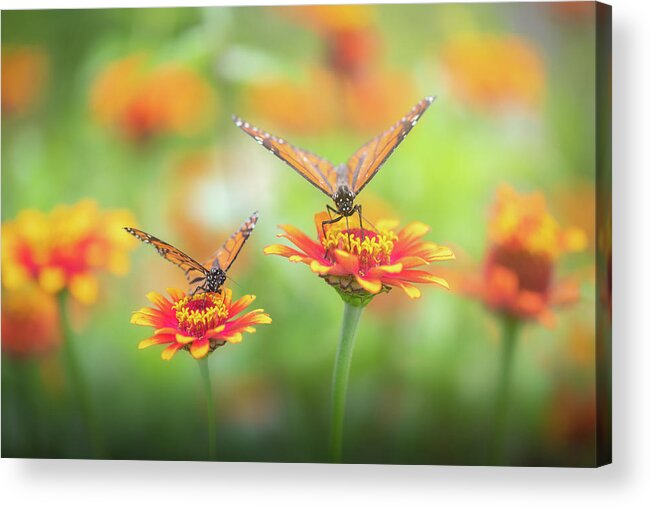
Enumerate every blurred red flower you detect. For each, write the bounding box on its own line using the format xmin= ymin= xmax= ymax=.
xmin=465 ymin=184 xmax=587 ymax=325
xmin=1 ymin=45 xmax=49 ymax=117
xmin=2 ymin=200 xmax=137 ymax=305
xmin=90 ymin=55 xmax=217 ymax=141
xmin=440 ymin=34 xmax=545 ymax=113
xmin=2 ymin=286 xmax=62 ymax=358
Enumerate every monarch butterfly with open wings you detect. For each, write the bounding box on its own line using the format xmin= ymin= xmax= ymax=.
xmin=233 ymin=96 xmax=434 ymax=234
xmin=124 ymin=212 xmax=258 ymax=294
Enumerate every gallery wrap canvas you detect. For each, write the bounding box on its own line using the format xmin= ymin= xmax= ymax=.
xmin=1 ymin=1 xmax=611 ymax=467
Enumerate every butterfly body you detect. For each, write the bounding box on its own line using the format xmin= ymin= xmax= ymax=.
xmin=233 ymin=96 xmax=434 ymax=233
xmin=202 ymin=267 xmax=227 ymax=293
xmin=124 ymin=211 xmax=258 ymax=295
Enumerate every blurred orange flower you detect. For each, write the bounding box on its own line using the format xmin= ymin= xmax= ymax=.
xmin=90 ymin=55 xmax=217 ymax=141
xmin=243 ymin=67 xmax=417 ymax=136
xmin=440 ymin=34 xmax=545 ymax=112
xmin=2 ymin=200 xmax=137 ymax=305
xmin=264 ymin=212 xmax=454 ymax=305
xmin=1 ymin=45 xmax=49 ymax=116
xmin=466 ymin=185 xmax=587 ymax=325
xmin=246 ymin=5 xmax=416 ymax=135
xmin=131 ymin=287 xmax=271 ymax=360
xmin=243 ymin=68 xmax=338 ymax=135
xmin=2 ymin=286 xmax=62 ymax=357
xmin=276 ymin=5 xmax=379 ymax=81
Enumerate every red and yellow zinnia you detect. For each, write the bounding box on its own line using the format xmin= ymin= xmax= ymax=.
xmin=264 ymin=212 xmax=454 ymax=305
xmin=131 ymin=287 xmax=271 ymax=360
xmin=466 ymin=184 xmax=587 ymax=325
xmin=1 ymin=200 xmax=137 ymax=305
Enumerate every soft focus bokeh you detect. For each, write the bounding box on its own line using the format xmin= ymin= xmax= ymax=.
xmin=2 ymin=3 xmax=603 ymax=466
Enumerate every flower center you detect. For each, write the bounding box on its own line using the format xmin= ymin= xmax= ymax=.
xmin=486 ymin=245 xmax=553 ymax=297
xmin=173 ymin=292 xmax=229 ymax=338
xmin=322 ymin=227 xmax=397 ymax=275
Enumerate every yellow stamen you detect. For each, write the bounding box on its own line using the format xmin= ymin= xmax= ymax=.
xmin=172 ymin=292 xmax=228 ymax=337
xmin=322 ymin=228 xmax=397 ymax=265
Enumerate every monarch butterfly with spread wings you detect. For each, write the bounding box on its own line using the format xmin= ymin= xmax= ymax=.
xmin=124 ymin=212 xmax=258 ymax=294
xmin=233 ymin=97 xmax=434 ymax=234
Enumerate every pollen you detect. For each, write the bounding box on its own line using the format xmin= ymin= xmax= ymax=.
xmin=322 ymin=227 xmax=397 ymax=269
xmin=173 ymin=292 xmax=229 ymax=337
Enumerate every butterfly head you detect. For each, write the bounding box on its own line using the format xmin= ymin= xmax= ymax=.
xmin=205 ymin=267 xmax=227 ymax=293
xmin=333 ymin=186 xmax=356 ymax=216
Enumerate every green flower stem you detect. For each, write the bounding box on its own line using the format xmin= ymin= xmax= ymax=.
xmin=58 ymin=291 xmax=103 ymax=458
xmin=329 ymin=302 xmax=364 ymax=463
xmin=198 ymin=358 xmax=216 ymax=461
xmin=490 ymin=316 xmax=521 ymax=464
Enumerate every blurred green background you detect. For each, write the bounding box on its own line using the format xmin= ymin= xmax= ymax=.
xmin=2 ymin=3 xmax=598 ymax=465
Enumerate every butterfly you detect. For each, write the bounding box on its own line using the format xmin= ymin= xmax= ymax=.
xmin=233 ymin=96 xmax=434 ymax=235
xmin=124 ymin=211 xmax=258 ymax=295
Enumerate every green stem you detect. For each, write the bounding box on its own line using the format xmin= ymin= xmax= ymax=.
xmin=329 ymin=302 xmax=364 ymax=463
xmin=490 ymin=316 xmax=521 ymax=464
xmin=58 ymin=291 xmax=103 ymax=458
xmin=198 ymin=358 xmax=216 ymax=461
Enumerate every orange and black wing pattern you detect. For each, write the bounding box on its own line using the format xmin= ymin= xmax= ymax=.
xmin=124 ymin=227 xmax=208 ymax=282
xmin=203 ymin=211 xmax=259 ymax=272
xmin=344 ymin=96 xmax=435 ymax=196
xmin=233 ymin=116 xmax=338 ymax=197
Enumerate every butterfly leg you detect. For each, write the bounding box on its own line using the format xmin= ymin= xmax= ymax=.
xmin=321 ymin=213 xmax=344 ymax=260
xmin=326 ymin=204 xmax=335 ymax=221
xmin=354 ymin=205 xmax=366 ymax=239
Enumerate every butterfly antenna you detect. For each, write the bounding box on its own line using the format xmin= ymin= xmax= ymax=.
xmin=225 ymin=274 xmax=243 ymax=289
xmin=362 ymin=215 xmax=379 ymax=232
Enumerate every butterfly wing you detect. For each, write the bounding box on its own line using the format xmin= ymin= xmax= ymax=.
xmin=124 ymin=227 xmax=208 ymax=283
xmin=233 ymin=116 xmax=338 ymax=197
xmin=203 ymin=211 xmax=259 ymax=272
xmin=345 ymin=96 xmax=435 ymax=196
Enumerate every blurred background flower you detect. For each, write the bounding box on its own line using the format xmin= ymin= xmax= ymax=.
xmin=2 ymin=200 xmax=137 ymax=305
xmin=90 ymin=54 xmax=217 ymax=142
xmin=465 ymin=184 xmax=587 ymax=326
xmin=440 ymin=34 xmax=545 ymax=114
xmin=2 ymin=286 xmax=62 ymax=358
xmin=2 ymin=45 xmax=49 ymax=117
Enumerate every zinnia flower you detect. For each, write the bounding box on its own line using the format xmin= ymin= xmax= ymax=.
xmin=90 ymin=54 xmax=217 ymax=141
xmin=440 ymin=34 xmax=545 ymax=112
xmin=466 ymin=184 xmax=587 ymax=325
xmin=2 ymin=286 xmax=61 ymax=357
xmin=2 ymin=200 xmax=137 ymax=305
xmin=2 ymin=45 xmax=49 ymax=116
xmin=131 ymin=287 xmax=271 ymax=360
xmin=264 ymin=212 xmax=454 ymax=306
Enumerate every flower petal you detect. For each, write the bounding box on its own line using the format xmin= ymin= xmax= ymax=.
xmin=229 ymin=294 xmax=255 ymax=318
xmin=333 ymin=249 xmax=359 ymax=274
xmin=263 ymin=244 xmax=305 ymax=259
xmin=355 ymin=275 xmax=383 ymax=294
xmin=226 ymin=333 xmax=243 ymax=344
xmin=161 ymin=343 xmax=183 ymax=360
xmin=190 ymin=339 xmax=210 ymax=359
xmin=278 ymin=223 xmax=324 ymax=259
xmin=139 ymin=334 xmax=175 ymax=349
xmin=146 ymin=291 xmax=170 ymax=311
xmin=175 ymin=333 xmax=194 ymax=345
xmin=166 ymin=287 xmax=185 ymax=302
xmin=309 ymin=260 xmax=333 ymax=274
xmin=397 ymin=282 xmax=422 ymax=299
xmin=400 ymin=222 xmax=430 ymax=242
